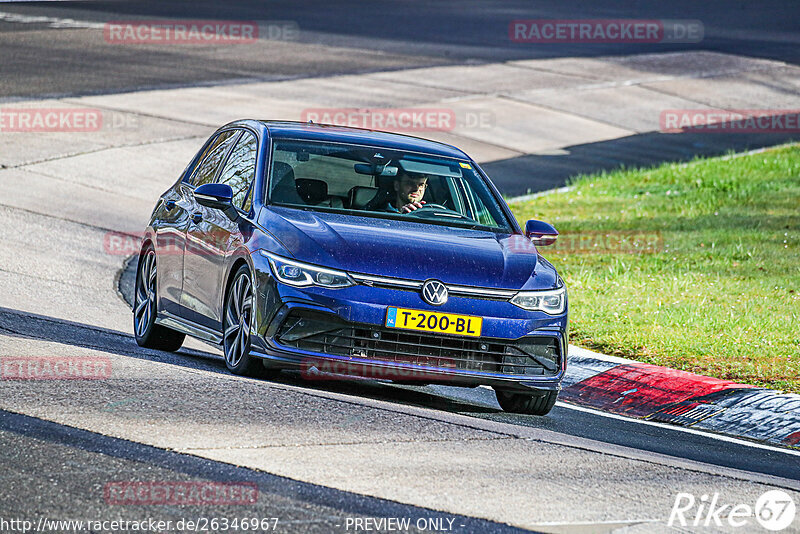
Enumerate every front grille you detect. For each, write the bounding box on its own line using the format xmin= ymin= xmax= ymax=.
xmin=276 ymin=310 xmax=560 ymax=376
xmin=347 ymin=273 xmax=517 ymax=301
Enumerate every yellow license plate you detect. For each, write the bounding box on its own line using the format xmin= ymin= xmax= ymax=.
xmin=385 ymin=307 xmax=483 ymax=337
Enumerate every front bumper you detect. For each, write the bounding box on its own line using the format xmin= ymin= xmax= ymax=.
xmin=250 ymin=269 xmax=568 ymax=393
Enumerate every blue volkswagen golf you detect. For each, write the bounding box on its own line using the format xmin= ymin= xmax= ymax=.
xmin=134 ymin=120 xmax=567 ymax=415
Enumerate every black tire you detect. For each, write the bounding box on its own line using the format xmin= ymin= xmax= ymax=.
xmin=494 ymin=388 xmax=558 ymax=415
xmin=133 ymin=247 xmax=185 ymax=351
xmin=222 ymin=265 xmax=264 ymax=377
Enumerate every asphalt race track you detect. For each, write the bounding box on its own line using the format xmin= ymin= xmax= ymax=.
xmin=0 ymin=2 xmax=799 ymax=533
xmin=1 ymin=0 xmax=799 ymax=98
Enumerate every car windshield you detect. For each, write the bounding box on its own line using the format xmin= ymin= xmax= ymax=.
xmin=267 ymin=139 xmax=512 ymax=232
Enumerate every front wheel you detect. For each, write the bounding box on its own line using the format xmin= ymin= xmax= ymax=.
xmin=494 ymin=388 xmax=558 ymax=415
xmin=223 ymin=265 xmax=265 ymax=377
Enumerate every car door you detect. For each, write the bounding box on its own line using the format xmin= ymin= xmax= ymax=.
xmin=181 ymin=130 xmax=258 ymax=330
xmin=154 ymin=132 xmax=232 ymax=315
xmin=178 ymin=129 xmax=241 ymax=327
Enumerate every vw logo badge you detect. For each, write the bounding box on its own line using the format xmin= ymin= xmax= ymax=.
xmin=421 ymin=279 xmax=448 ymax=306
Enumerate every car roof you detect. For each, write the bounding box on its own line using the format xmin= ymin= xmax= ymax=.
xmin=248 ymin=120 xmax=470 ymax=159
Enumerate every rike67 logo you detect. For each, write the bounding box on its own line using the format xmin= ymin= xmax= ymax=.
xmin=669 ymin=490 xmax=796 ymax=531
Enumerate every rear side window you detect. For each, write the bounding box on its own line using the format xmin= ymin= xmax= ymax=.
xmin=217 ymin=131 xmax=258 ymax=212
xmin=189 ymin=130 xmax=239 ymax=187
xmin=460 ymin=177 xmax=497 ymax=227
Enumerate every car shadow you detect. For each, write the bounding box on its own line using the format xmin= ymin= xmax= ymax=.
xmin=0 ymin=305 xmax=225 ymax=373
xmin=0 ymin=305 xmax=498 ymax=415
xmin=266 ymin=370 xmax=500 ymax=414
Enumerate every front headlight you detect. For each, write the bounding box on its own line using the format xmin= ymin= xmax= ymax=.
xmin=259 ymin=251 xmax=354 ymax=289
xmin=510 ymin=286 xmax=566 ymax=314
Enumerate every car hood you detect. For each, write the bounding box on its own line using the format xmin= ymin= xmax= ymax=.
xmin=260 ymin=207 xmax=558 ymax=290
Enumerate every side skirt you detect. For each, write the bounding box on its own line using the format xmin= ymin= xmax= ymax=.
xmin=155 ymin=311 xmax=223 ymax=345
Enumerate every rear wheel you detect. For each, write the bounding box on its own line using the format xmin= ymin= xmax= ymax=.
xmin=494 ymin=388 xmax=558 ymax=415
xmin=223 ymin=265 xmax=268 ymax=377
xmin=133 ymin=247 xmax=185 ymax=351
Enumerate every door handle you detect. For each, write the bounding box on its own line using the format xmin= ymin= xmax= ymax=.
xmin=191 ymin=212 xmax=203 ymax=224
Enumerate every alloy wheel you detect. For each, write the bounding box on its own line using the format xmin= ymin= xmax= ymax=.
xmin=134 ymin=250 xmax=157 ymax=338
xmin=224 ymin=271 xmax=253 ymax=368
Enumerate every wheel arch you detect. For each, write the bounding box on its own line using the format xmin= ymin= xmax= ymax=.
xmin=139 ymin=237 xmax=154 ymax=251
xmin=136 ymin=234 xmax=157 ymax=309
xmin=139 ymin=226 xmax=157 ymax=254
xmin=221 ymin=252 xmax=254 ymax=322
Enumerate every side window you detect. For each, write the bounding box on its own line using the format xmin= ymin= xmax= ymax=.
xmin=218 ymin=131 xmax=258 ymax=212
xmin=189 ymin=130 xmax=239 ymax=187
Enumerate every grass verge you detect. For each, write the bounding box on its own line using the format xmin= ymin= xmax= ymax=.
xmin=509 ymin=144 xmax=800 ymax=393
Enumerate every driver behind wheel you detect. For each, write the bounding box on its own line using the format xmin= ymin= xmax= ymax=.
xmin=379 ymin=171 xmax=429 ymax=213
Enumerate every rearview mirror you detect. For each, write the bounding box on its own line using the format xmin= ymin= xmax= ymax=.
xmin=354 ymin=163 xmax=398 ymax=176
xmin=194 ymin=183 xmax=238 ymax=220
xmin=525 ymin=219 xmax=558 ymax=246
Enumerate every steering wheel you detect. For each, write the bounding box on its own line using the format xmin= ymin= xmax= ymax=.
xmin=408 ymin=203 xmax=448 ymax=212
xmin=404 ymin=204 xmax=473 ymax=220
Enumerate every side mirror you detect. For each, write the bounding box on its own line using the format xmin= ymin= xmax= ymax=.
xmin=194 ymin=183 xmax=238 ymax=220
xmin=525 ymin=219 xmax=558 ymax=246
